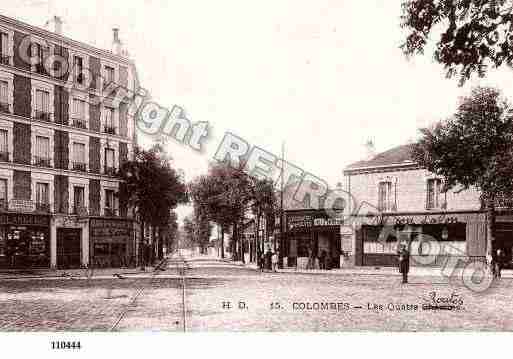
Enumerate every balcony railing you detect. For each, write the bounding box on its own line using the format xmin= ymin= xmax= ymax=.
xmin=0 ymin=101 xmax=9 ymax=113
xmin=104 ymin=166 xmax=117 ymax=176
xmin=0 ymin=199 xmax=7 ymax=211
xmin=0 ymin=151 xmax=9 ymax=162
xmin=72 ymin=161 xmax=87 ymax=172
xmin=104 ymin=125 xmax=117 ymax=135
xmin=72 ymin=118 xmax=87 ymax=129
xmin=33 ymin=156 xmax=52 ymax=167
xmin=35 ymin=202 xmax=51 ymax=213
xmin=0 ymin=55 xmax=11 ymax=66
xmin=104 ymin=208 xmax=118 ymax=217
xmin=34 ymin=110 xmax=52 ymax=122
xmin=72 ymin=205 xmax=89 ymax=216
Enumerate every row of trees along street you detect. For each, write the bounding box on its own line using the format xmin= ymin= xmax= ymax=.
xmin=188 ymin=163 xmax=277 ymax=262
xmin=402 ymin=0 xmax=513 ymax=257
xmin=119 ymin=143 xmax=188 ymax=267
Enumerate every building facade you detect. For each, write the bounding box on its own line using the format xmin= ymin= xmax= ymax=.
xmin=0 ymin=14 xmax=138 ymax=269
xmin=342 ymin=144 xmax=512 ymax=268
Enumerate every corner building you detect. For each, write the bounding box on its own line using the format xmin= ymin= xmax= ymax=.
xmin=343 ymin=144 xmax=513 ymax=268
xmin=0 ymin=14 xmax=138 ymax=269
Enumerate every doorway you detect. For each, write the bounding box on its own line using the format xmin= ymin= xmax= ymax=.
xmin=57 ymin=228 xmax=82 ymax=269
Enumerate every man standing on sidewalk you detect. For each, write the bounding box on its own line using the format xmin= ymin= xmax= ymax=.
xmin=272 ymin=251 xmax=279 ymax=272
xmin=398 ymin=243 xmax=410 ymax=284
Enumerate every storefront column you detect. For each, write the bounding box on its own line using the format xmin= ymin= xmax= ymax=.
xmin=50 ymin=220 xmax=57 ymax=269
xmin=81 ymin=221 xmax=90 ymax=267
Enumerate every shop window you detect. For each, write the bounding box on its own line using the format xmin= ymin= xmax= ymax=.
xmin=378 ymin=181 xmax=393 ymax=211
xmin=0 ymin=227 xmax=5 ymax=257
xmin=426 ymin=178 xmax=443 ymax=209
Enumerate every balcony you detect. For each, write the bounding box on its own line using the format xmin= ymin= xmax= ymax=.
xmin=104 ymin=166 xmax=117 ymax=176
xmin=34 ymin=110 xmax=52 ymax=122
xmin=0 ymin=55 xmax=10 ymax=66
xmin=0 ymin=101 xmax=9 ymax=114
xmin=72 ymin=118 xmax=87 ymax=129
xmin=104 ymin=125 xmax=116 ymax=135
xmin=0 ymin=199 xmax=7 ymax=211
xmin=72 ymin=161 xmax=87 ymax=172
xmin=0 ymin=151 xmax=9 ymax=162
xmin=33 ymin=156 xmax=52 ymax=167
xmin=34 ymin=63 xmax=45 ymax=75
xmin=35 ymin=202 xmax=51 ymax=213
xmin=72 ymin=205 xmax=89 ymax=217
xmin=104 ymin=208 xmax=118 ymax=217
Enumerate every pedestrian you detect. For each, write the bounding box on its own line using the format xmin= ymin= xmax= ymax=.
xmin=259 ymin=250 xmax=265 ymax=272
xmin=397 ymin=243 xmax=410 ymax=284
xmin=265 ymin=248 xmax=272 ymax=271
xmin=319 ymin=250 xmax=327 ymax=270
xmin=271 ymin=251 xmax=278 ymax=272
xmin=495 ymin=248 xmax=506 ymax=279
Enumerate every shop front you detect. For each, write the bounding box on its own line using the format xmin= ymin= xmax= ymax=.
xmin=350 ymin=211 xmax=487 ymax=267
xmin=283 ymin=209 xmax=343 ymax=270
xmin=90 ymin=218 xmax=135 ymax=268
xmin=0 ymin=213 xmax=51 ymax=269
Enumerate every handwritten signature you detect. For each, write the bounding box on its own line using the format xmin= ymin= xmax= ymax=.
xmin=421 ymin=291 xmax=464 ymax=310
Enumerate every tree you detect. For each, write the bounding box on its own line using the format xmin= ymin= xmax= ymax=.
xmin=413 ymin=86 xmax=513 ymax=257
xmin=182 ymin=206 xmax=213 ymax=254
xmin=189 ymin=163 xmax=254 ymax=261
xmin=250 ymin=178 xmax=277 ymax=257
xmin=401 ymin=0 xmax=513 ymax=84
xmin=119 ymin=144 xmax=188 ymax=266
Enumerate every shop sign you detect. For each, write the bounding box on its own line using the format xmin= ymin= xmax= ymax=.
xmin=8 ymin=199 xmax=35 ymax=212
xmin=91 ymin=219 xmax=133 ymax=243
xmin=0 ymin=213 xmax=49 ymax=226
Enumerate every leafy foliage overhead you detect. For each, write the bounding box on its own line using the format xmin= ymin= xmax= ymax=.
xmin=401 ymin=0 xmax=513 ymax=84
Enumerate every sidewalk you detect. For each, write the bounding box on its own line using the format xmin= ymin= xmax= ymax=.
xmin=0 ymin=259 xmax=168 ymax=280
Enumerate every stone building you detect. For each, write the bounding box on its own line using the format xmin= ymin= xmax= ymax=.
xmin=342 ymin=144 xmax=512 ymax=268
xmin=0 ymin=14 xmax=139 ymax=269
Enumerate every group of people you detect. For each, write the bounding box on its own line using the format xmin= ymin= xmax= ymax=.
xmin=397 ymin=243 xmax=508 ymax=284
xmin=258 ymin=249 xmax=279 ymax=272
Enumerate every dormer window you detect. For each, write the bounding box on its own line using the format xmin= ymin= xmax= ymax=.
xmin=378 ymin=181 xmax=393 ymax=212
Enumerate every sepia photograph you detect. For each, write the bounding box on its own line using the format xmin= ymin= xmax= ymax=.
xmin=1 ymin=0 xmax=513 ymax=355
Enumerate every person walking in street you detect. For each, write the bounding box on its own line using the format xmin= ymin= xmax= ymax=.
xmin=397 ymin=243 xmax=410 ymax=284
xmin=265 ymin=248 xmax=272 ymax=272
xmin=271 ymin=251 xmax=278 ymax=272
xmin=495 ymin=248 xmax=506 ymax=279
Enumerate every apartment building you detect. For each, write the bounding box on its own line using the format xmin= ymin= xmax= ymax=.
xmin=0 ymin=14 xmax=138 ymax=269
xmin=342 ymin=144 xmax=513 ymax=268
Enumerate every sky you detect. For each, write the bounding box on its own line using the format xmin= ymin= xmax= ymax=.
xmin=4 ymin=0 xmax=513 ymax=221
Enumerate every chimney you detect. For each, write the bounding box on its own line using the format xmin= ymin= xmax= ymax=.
xmin=364 ymin=139 xmax=375 ymax=161
xmin=112 ymin=28 xmax=122 ymax=55
xmin=45 ymin=16 xmax=63 ymax=35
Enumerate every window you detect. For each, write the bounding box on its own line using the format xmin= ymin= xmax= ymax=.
xmin=104 ymin=66 xmax=115 ymax=85
xmin=31 ymin=43 xmax=45 ymax=74
xmin=104 ymin=189 xmax=117 ymax=216
xmin=0 ymin=129 xmax=8 ymax=161
xmin=427 ymin=178 xmax=442 ymax=209
xmin=72 ymin=98 xmax=87 ymax=128
xmin=0 ymin=32 xmax=9 ymax=65
xmin=35 ymin=182 xmax=49 ymax=212
xmin=72 ymin=142 xmax=86 ymax=171
xmin=74 ymin=56 xmax=83 ymax=84
xmin=104 ymin=148 xmax=115 ymax=175
xmin=378 ymin=181 xmax=392 ymax=211
xmin=0 ymin=179 xmax=7 ymax=209
xmin=0 ymin=80 xmax=8 ymax=112
xmin=35 ymin=89 xmax=50 ymax=121
xmin=104 ymin=107 xmax=115 ymax=133
xmin=73 ymin=186 xmax=85 ymax=213
xmin=34 ymin=136 xmax=50 ymax=166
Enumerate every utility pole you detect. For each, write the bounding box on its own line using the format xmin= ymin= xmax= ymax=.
xmin=279 ymin=141 xmax=285 ymax=268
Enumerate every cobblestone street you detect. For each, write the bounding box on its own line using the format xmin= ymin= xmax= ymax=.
xmin=1 ymin=256 xmax=513 ymax=331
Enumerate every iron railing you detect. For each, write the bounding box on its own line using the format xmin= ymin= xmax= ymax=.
xmin=0 ymin=101 xmax=9 ymax=113
xmin=72 ymin=161 xmax=87 ymax=172
xmin=34 ymin=110 xmax=52 ymax=122
xmin=104 ymin=166 xmax=117 ymax=176
xmin=33 ymin=156 xmax=51 ymax=167
xmin=104 ymin=125 xmax=116 ymax=134
xmin=72 ymin=118 xmax=87 ymax=129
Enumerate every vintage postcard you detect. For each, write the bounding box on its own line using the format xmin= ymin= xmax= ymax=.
xmin=0 ymin=0 xmax=513 ymax=355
